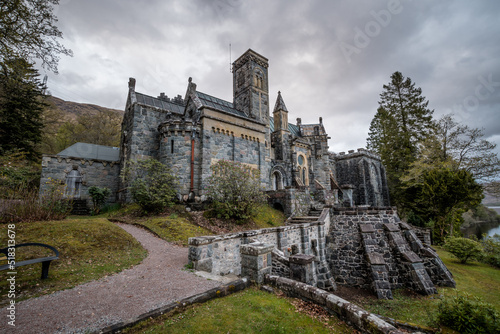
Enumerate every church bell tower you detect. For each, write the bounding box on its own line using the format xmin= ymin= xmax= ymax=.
xmin=232 ymin=49 xmax=269 ymax=124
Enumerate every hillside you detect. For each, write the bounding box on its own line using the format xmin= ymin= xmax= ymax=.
xmin=41 ymin=96 xmax=124 ymax=154
xmin=47 ymin=96 xmax=123 ymax=120
xmin=484 ymin=190 xmax=500 ymax=206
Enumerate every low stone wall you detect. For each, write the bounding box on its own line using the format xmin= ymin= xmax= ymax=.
xmin=265 ymin=275 xmax=403 ymax=334
xmin=188 ymin=209 xmax=331 ymax=276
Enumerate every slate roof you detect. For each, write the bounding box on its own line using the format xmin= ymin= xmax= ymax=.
xmin=269 ymin=117 xmax=301 ymax=137
xmin=57 ymin=143 xmax=120 ymax=161
xmin=135 ymin=92 xmax=184 ymax=114
xmin=196 ymin=91 xmax=247 ymax=118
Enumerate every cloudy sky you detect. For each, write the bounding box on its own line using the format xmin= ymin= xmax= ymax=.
xmin=43 ymin=0 xmax=500 ymax=155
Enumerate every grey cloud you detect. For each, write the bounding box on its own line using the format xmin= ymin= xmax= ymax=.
xmin=44 ymin=0 xmax=500 ymax=155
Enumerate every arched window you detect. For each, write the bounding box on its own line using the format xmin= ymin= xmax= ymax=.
xmin=302 ymin=167 xmax=307 ymax=185
xmin=254 ymin=69 xmax=264 ymax=89
xmin=272 ymin=171 xmax=283 ymax=190
xmin=65 ymin=166 xmax=82 ymax=199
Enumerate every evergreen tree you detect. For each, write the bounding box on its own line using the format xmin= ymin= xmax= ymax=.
xmin=367 ymin=71 xmax=434 ymax=202
xmin=402 ymin=168 xmax=483 ymax=243
xmin=0 ymin=57 xmax=46 ymax=160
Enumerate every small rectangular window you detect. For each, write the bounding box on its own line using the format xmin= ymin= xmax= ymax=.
xmin=171 ymin=139 xmax=174 ymax=154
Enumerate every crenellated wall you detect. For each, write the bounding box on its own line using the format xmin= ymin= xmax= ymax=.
xmin=40 ymin=155 xmax=120 ymax=207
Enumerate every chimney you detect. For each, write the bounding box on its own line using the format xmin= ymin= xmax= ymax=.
xmin=128 ymin=77 xmax=136 ymax=90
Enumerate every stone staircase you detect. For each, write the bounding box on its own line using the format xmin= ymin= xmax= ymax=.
xmin=401 ymin=223 xmax=455 ymax=287
xmin=71 ymin=199 xmax=89 ymax=215
xmin=383 ymin=222 xmax=437 ymax=296
xmin=359 ymin=223 xmax=393 ymax=299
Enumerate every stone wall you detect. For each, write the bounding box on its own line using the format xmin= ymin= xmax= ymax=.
xmin=200 ymin=115 xmax=270 ymax=191
xmin=267 ymin=188 xmax=313 ymax=217
xmin=40 ymin=155 xmax=120 ymax=206
xmin=189 ymin=209 xmax=331 ymax=276
xmin=326 ymin=207 xmax=455 ymax=298
xmin=335 ymin=149 xmax=390 ymax=207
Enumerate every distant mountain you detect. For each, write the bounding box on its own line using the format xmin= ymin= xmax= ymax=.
xmin=484 ymin=190 xmax=500 ymax=206
xmin=47 ymin=96 xmax=123 ymax=120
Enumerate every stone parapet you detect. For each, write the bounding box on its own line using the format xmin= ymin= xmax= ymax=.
xmin=265 ymin=275 xmax=403 ymax=334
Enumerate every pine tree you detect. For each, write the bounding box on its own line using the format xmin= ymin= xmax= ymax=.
xmin=0 ymin=58 xmax=46 ymax=160
xmin=367 ymin=71 xmax=434 ymax=201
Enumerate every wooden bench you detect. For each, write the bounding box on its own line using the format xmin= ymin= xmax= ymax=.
xmin=0 ymin=243 xmax=60 ymax=279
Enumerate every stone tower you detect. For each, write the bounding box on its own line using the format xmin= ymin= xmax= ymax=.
xmin=232 ymin=49 xmax=269 ymax=124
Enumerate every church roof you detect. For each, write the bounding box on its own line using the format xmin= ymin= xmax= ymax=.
xmin=269 ymin=117 xmax=301 ymax=137
xmin=135 ymin=90 xmax=250 ymax=119
xmin=273 ymin=91 xmax=288 ymax=112
xmin=196 ymin=91 xmax=247 ymax=118
xmin=135 ymin=92 xmax=184 ymax=114
xmin=57 ymin=142 xmax=120 ymax=161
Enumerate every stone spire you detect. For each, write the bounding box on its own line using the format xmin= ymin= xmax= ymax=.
xmin=274 ymin=91 xmax=288 ymax=113
xmin=273 ymin=91 xmax=289 ymax=133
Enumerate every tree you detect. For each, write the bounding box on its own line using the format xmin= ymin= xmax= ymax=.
xmin=402 ymin=168 xmax=483 ymax=243
xmin=444 ymin=237 xmax=483 ymax=264
xmin=435 ymin=114 xmax=500 ymax=194
xmin=367 ymin=71 xmax=434 ymax=202
xmin=0 ymin=57 xmax=46 ymax=160
xmin=122 ymin=159 xmax=177 ymax=214
xmin=206 ymin=160 xmax=267 ymax=221
xmin=0 ymin=0 xmax=72 ymax=73
xmin=39 ymin=98 xmax=71 ymax=154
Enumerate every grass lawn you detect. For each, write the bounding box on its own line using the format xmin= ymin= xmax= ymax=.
xmin=356 ymin=246 xmax=500 ymax=328
xmin=114 ymin=204 xmax=286 ymax=246
xmin=0 ymin=217 xmax=147 ymax=305
xmin=133 ymin=214 xmax=214 ymax=246
xmin=124 ymin=287 xmax=354 ymax=334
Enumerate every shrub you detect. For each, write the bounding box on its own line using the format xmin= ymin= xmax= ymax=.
xmin=206 ymin=160 xmax=267 ymax=221
xmin=437 ymin=293 xmax=500 ymax=333
xmin=88 ymin=186 xmax=111 ymax=215
xmin=480 ymin=234 xmax=500 ymax=268
xmin=0 ymin=179 xmax=71 ymax=223
xmin=122 ymin=159 xmax=177 ymax=214
xmin=0 ymin=151 xmax=40 ymax=198
xmin=444 ymin=236 xmax=483 ymax=263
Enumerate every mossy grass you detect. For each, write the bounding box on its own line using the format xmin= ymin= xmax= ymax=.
xmin=357 ymin=246 xmax=500 ymax=328
xmin=0 ymin=218 xmax=147 ymax=305
xmin=252 ymin=204 xmax=286 ymax=228
xmin=132 ymin=215 xmax=213 ymax=246
xmin=123 ymin=287 xmax=353 ymax=334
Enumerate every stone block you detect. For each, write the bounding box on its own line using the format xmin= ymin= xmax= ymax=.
xmin=289 ymin=254 xmax=315 ymax=265
xmin=359 ymin=224 xmax=375 ymax=233
xmin=402 ymin=251 xmax=422 ymax=263
xmin=367 ymin=253 xmax=385 ymax=265
xmin=194 ymin=258 xmax=212 ymax=272
xmin=383 ymin=223 xmax=400 ymax=232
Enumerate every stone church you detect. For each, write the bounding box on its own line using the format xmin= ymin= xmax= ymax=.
xmin=40 ymin=49 xmax=390 ymax=214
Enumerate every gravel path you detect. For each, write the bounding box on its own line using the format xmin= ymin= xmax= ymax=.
xmin=1 ymin=223 xmax=222 ymax=333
